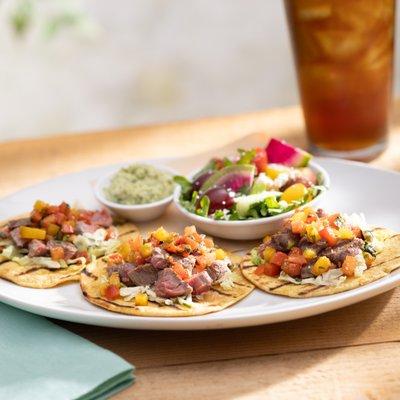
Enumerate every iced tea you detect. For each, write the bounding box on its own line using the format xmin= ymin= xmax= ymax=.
xmin=285 ymin=0 xmax=395 ymax=160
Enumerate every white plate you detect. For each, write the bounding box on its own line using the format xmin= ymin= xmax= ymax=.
xmin=0 ymin=157 xmax=399 ymax=330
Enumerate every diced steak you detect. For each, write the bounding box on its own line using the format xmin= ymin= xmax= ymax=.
xmin=300 ymin=264 xmax=314 ymax=279
xmin=298 ymin=237 xmax=327 ymax=254
xmin=320 ymin=238 xmax=364 ymax=265
xmin=188 ymin=271 xmax=213 ymax=295
xmin=47 ymin=240 xmax=77 ymax=260
xmin=128 ymin=264 xmax=158 ymax=286
xmin=207 ymin=261 xmax=230 ymax=282
xmin=75 ymin=221 xmax=98 ymax=234
xmin=8 ymin=218 xmax=32 ymax=229
xmin=28 ymin=239 xmax=48 ymax=257
xmin=108 ymin=263 xmax=136 ymax=286
xmin=0 ymin=226 xmax=10 ymax=239
xmin=154 ymin=268 xmax=192 ymax=298
xmin=10 ymin=228 xmax=27 ymax=247
xmin=150 ymin=247 xmax=169 ymax=270
xmin=90 ymin=210 xmax=113 ymax=228
xmin=270 ymin=230 xmax=298 ymax=252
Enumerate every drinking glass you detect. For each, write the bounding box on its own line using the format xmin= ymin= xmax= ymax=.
xmin=285 ymin=0 xmax=395 ymax=160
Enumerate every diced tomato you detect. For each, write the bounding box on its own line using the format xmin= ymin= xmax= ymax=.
xmin=58 ymin=202 xmax=70 ymax=215
xmin=105 ymin=284 xmax=120 ymax=301
xmin=319 ymin=227 xmax=337 ymax=247
xmin=61 ymin=221 xmax=75 ymax=234
xmin=289 ymin=247 xmax=302 ymax=256
xmin=328 ymin=213 xmax=341 ymax=228
xmin=203 ymin=237 xmax=214 ymax=248
xmin=78 ymin=210 xmax=93 ymax=224
xmin=41 ymin=214 xmax=57 ymax=228
xmin=50 ymin=246 xmax=65 ymax=261
xmin=172 ymin=262 xmax=189 ymax=280
xmin=281 ymin=261 xmax=302 ymax=277
xmin=288 ymin=254 xmax=307 ymax=265
xmin=255 ymin=265 xmax=266 ymax=275
xmin=163 ymin=242 xmax=186 ymax=253
xmin=54 ymin=212 xmax=66 ymax=225
xmin=30 ymin=210 xmax=42 ymax=223
xmin=134 ymin=254 xmax=146 ymax=265
xmin=263 ymin=263 xmax=281 ymax=277
xmin=195 ymin=255 xmax=207 ymax=272
xmin=270 ymin=251 xmax=288 ymax=267
xmin=46 ymin=205 xmax=59 ymax=215
xmin=253 ymin=148 xmax=268 ymax=174
xmin=291 ymin=220 xmax=305 ymax=234
xmin=306 ymin=214 xmax=318 ymax=223
xmin=107 ymin=253 xmax=124 ymax=265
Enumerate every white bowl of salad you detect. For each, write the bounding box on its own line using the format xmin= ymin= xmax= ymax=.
xmin=173 ymin=138 xmax=330 ymax=240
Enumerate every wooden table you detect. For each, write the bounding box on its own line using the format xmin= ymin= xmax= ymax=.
xmin=1 ymin=102 xmax=400 ymax=399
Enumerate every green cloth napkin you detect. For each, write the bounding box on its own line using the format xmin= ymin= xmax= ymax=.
xmin=0 ymin=303 xmax=134 ymax=400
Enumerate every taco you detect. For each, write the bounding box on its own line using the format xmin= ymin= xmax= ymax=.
xmin=241 ymin=207 xmax=400 ymax=297
xmin=0 ymin=200 xmax=137 ymax=288
xmin=81 ymin=225 xmax=254 ymax=317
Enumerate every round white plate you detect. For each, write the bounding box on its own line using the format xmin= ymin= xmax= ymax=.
xmin=0 ymin=158 xmax=399 ymax=330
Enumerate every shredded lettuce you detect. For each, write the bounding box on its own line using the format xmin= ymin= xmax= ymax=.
xmin=1 ymin=245 xmax=19 ymax=259
xmin=279 ymin=269 xmax=346 ymax=287
xmin=250 ymin=248 xmax=263 ymax=266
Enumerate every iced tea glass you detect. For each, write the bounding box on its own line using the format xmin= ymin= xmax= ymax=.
xmin=285 ymin=0 xmax=395 ymax=160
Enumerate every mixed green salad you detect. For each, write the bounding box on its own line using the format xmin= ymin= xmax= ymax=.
xmin=174 ymin=138 xmax=326 ymax=221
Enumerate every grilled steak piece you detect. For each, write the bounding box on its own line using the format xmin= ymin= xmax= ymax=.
xmin=47 ymin=240 xmax=78 ymax=260
xmin=320 ymin=238 xmax=364 ymax=265
xmin=154 ymin=268 xmax=192 ymax=298
xmin=300 ymin=264 xmax=314 ymax=279
xmin=108 ymin=263 xmax=136 ymax=286
xmin=188 ymin=271 xmax=213 ymax=295
xmin=207 ymin=261 xmax=230 ymax=282
xmin=150 ymin=247 xmax=169 ymax=270
xmin=298 ymin=237 xmax=327 ymax=254
xmin=129 ymin=264 xmax=158 ymax=286
xmin=89 ymin=210 xmax=112 ymax=228
xmin=28 ymin=239 xmax=48 ymax=257
xmin=10 ymin=228 xmax=27 ymax=247
xmin=270 ymin=230 xmax=298 ymax=252
xmin=8 ymin=218 xmax=32 ymax=229
xmin=75 ymin=221 xmax=98 ymax=234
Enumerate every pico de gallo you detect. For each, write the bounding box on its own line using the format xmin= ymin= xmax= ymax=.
xmin=0 ymin=200 xmax=119 ymax=269
xmin=174 ymin=138 xmax=326 ymax=221
xmin=248 ymin=208 xmax=383 ymax=286
xmin=97 ymin=225 xmax=235 ymax=307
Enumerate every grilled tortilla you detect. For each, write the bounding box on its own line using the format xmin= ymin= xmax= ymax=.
xmin=0 ymin=217 xmax=138 ymax=288
xmin=80 ymin=253 xmax=254 ymax=317
xmin=241 ymin=228 xmax=400 ymax=298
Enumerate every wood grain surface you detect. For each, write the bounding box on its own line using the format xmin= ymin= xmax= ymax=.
xmin=1 ymin=102 xmax=400 ymax=399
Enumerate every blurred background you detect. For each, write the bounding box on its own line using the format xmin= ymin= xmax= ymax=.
xmin=1 ymin=0 xmax=399 ymax=142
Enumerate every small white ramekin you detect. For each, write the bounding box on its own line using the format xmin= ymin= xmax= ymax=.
xmin=94 ymin=163 xmax=176 ymax=222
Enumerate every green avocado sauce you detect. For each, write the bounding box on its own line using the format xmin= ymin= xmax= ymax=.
xmin=104 ymin=164 xmax=174 ymax=205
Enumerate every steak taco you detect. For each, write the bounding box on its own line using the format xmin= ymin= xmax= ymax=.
xmin=241 ymin=207 xmax=400 ymax=297
xmin=81 ymin=225 xmax=254 ymax=317
xmin=0 ymin=200 xmax=137 ymax=288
